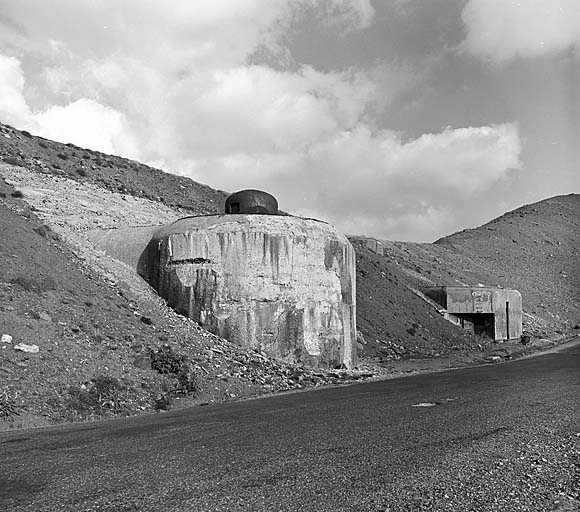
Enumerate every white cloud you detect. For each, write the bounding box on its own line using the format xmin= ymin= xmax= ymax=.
xmin=175 ymin=65 xmax=374 ymax=156
xmin=0 ymin=0 xmax=375 ymax=155
xmin=172 ymin=123 xmax=522 ymax=241
xmin=308 ymin=123 xmax=522 ymax=241
xmin=298 ymin=0 xmax=375 ymax=32
xmin=462 ymin=0 xmax=580 ymax=63
xmin=0 ymin=0 xmax=523 ymax=241
xmin=34 ymin=99 xmax=139 ymax=157
xmin=0 ymin=55 xmax=31 ymax=127
xmin=0 ymin=53 xmax=139 ymax=157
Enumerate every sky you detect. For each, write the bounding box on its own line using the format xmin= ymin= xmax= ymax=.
xmin=0 ymin=0 xmax=578 ymax=242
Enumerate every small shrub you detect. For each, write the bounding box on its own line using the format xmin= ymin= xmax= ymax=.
xmin=66 ymin=386 xmax=97 ymax=415
xmin=91 ymin=375 xmax=127 ymax=414
xmin=10 ymin=189 xmax=24 ymax=198
xmin=176 ymin=367 xmax=199 ymax=394
xmin=56 ymin=153 xmax=69 ymax=160
xmin=150 ymin=345 xmax=187 ymax=375
xmin=76 ymin=168 xmax=87 ymax=177
xmin=10 ymin=275 xmax=56 ymax=293
xmin=0 ymin=389 xmax=19 ymax=421
xmin=38 ymin=141 xmax=48 ymax=149
xmin=66 ymin=375 xmax=129 ymax=417
xmin=150 ymin=345 xmax=199 ymax=396
xmin=20 ymin=130 xmax=32 ymax=138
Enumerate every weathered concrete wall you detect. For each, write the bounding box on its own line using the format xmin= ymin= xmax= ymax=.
xmin=490 ymin=289 xmax=523 ymax=340
xmin=86 ymin=226 xmax=161 ymax=275
xmin=443 ymin=288 xmax=494 ymax=314
xmin=425 ymin=286 xmax=523 ymax=340
xmin=147 ymin=215 xmax=357 ymax=369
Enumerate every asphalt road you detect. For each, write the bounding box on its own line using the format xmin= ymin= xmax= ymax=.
xmin=1 ymin=341 xmax=579 ymax=512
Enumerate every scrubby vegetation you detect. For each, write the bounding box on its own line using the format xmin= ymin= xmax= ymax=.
xmin=66 ymin=375 xmax=133 ymax=419
xmin=150 ymin=344 xmax=199 ymax=395
xmin=0 ymin=389 xmax=19 ymax=421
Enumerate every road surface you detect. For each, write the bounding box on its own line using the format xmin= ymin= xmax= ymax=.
xmin=1 ymin=340 xmax=579 ymax=511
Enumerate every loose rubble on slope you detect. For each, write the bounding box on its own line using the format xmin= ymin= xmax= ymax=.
xmin=0 ymin=159 xmax=379 ymax=430
xmin=0 ymin=122 xmax=227 ymax=215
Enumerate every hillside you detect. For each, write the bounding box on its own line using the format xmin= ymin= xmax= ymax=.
xmin=0 ymin=130 xmax=358 ymax=429
xmin=0 ymin=186 xmax=352 ymax=428
xmin=377 ymin=195 xmax=580 ymax=338
xmin=352 ymin=243 xmax=477 ymax=360
xmin=1 ymin=120 xmax=576 ymax=429
xmin=0 ymin=122 xmax=227 ymax=215
xmin=0 ymin=121 xmax=491 ymax=358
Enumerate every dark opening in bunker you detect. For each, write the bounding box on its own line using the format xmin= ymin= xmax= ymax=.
xmin=229 ymin=202 xmax=240 ymax=213
xmin=458 ymin=313 xmax=495 ymax=339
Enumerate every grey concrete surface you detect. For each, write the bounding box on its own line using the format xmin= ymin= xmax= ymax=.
xmin=148 ymin=214 xmax=357 ymax=368
xmin=1 ymin=340 xmax=579 ymax=511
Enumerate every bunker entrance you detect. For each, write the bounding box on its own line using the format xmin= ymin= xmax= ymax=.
xmin=458 ymin=313 xmax=495 ymax=339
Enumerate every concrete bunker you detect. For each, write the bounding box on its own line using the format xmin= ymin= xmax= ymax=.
xmin=87 ymin=190 xmax=357 ymax=369
xmin=424 ymin=286 xmax=522 ymax=341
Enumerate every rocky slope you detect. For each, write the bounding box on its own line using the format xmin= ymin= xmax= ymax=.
xmin=376 ymin=195 xmax=580 ymax=338
xmin=0 ymin=120 xmax=576 ymax=429
xmin=353 ymin=243 xmax=477 ymax=361
xmin=0 ymin=123 xmax=227 ymax=215
xmin=0 ymin=161 xmax=366 ymax=431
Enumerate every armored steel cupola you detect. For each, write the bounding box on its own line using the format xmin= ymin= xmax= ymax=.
xmin=225 ymin=189 xmax=279 ymax=215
